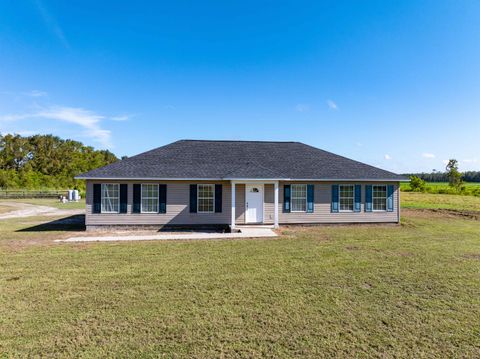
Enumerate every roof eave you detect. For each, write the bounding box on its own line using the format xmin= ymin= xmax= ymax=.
xmin=75 ymin=176 xmax=408 ymax=182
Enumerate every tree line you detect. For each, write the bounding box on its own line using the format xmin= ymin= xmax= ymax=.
xmin=0 ymin=133 xmax=118 ymax=191
xmin=403 ymin=170 xmax=480 ymax=182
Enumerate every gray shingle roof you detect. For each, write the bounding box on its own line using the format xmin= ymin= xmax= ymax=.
xmin=77 ymin=140 xmax=407 ymax=181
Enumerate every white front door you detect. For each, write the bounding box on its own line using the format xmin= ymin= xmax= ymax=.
xmin=245 ymin=184 xmax=263 ymax=223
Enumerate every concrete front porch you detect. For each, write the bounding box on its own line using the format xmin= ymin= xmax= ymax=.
xmin=57 ymin=227 xmax=278 ymax=242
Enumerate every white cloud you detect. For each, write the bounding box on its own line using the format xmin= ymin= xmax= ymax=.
xmin=0 ymin=106 xmax=112 ymax=148
xmin=110 ymin=115 xmax=130 ymax=121
xmin=33 ymin=0 xmax=69 ymax=49
xmin=384 ymin=154 xmax=392 ymax=160
xmin=326 ymin=99 xmax=338 ymax=110
xmin=442 ymin=159 xmax=449 ymax=165
xmin=462 ymin=158 xmax=478 ymax=163
xmin=422 ymin=153 xmax=436 ymax=159
xmin=0 ymin=113 xmax=28 ymax=122
xmin=295 ymin=104 xmax=309 ymax=112
xmin=26 ymin=90 xmax=48 ymax=97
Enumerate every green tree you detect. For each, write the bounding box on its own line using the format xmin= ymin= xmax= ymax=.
xmin=0 ymin=133 xmax=118 ymax=191
xmin=409 ymin=175 xmax=426 ymax=192
xmin=445 ymin=159 xmax=463 ymax=190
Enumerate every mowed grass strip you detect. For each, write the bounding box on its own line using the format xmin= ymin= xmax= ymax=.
xmin=1 ymin=211 xmax=480 ymax=357
xmin=401 ymin=191 xmax=480 ymax=212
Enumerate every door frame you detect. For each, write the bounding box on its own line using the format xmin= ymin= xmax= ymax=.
xmin=244 ymin=183 xmax=264 ymax=223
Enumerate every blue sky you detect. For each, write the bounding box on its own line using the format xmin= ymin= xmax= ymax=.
xmin=0 ymin=0 xmax=479 ymax=173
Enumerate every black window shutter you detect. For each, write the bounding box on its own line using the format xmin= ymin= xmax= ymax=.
xmin=215 ymin=184 xmax=222 ymax=213
xmin=306 ymin=184 xmax=314 ymax=213
xmin=133 ymin=184 xmax=141 ymax=213
xmin=387 ymin=185 xmax=394 ymax=212
xmin=190 ymin=184 xmax=197 ymax=213
xmin=283 ymin=184 xmax=291 ymax=213
xmin=159 ymin=184 xmax=167 ymax=213
xmin=365 ymin=185 xmax=373 ymax=212
xmin=93 ymin=184 xmax=101 ymax=213
xmin=120 ymin=184 xmax=128 ymax=213
xmin=354 ymin=184 xmax=361 ymax=212
xmin=331 ymin=185 xmax=339 ymax=213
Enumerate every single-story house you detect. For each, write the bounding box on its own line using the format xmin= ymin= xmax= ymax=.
xmin=76 ymin=140 xmax=408 ymax=230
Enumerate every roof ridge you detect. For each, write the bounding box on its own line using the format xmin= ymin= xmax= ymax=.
xmin=179 ymin=139 xmax=300 ymax=144
xmin=222 ymin=160 xmax=282 ymax=178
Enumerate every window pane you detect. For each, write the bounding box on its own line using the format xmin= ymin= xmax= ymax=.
xmin=291 ymin=184 xmax=307 ymax=212
xmin=339 ymin=185 xmax=354 ymax=211
xmin=141 ymin=184 xmax=159 ymax=213
xmin=198 ymin=184 xmax=214 ymax=213
xmin=372 ymin=185 xmax=387 ymax=211
xmin=101 ymin=183 xmax=119 ymax=213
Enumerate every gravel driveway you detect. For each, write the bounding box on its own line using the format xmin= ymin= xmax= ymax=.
xmin=0 ymin=202 xmax=84 ymax=220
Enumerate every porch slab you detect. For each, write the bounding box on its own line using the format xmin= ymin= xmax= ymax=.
xmin=55 ymin=227 xmax=277 ymax=243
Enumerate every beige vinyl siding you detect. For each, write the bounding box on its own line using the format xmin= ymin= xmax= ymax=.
xmin=263 ymin=184 xmax=275 ymax=224
xmin=266 ymin=182 xmax=399 ymax=224
xmin=86 ymin=180 xmax=232 ymax=226
xmin=86 ymin=180 xmax=400 ymax=227
xmin=235 ymin=184 xmax=246 ymax=224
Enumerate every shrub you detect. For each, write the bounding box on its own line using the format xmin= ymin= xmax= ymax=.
xmin=409 ymin=176 xmax=426 ymax=192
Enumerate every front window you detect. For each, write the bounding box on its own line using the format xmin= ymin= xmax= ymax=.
xmin=373 ymin=185 xmax=387 ymax=211
xmin=198 ymin=184 xmax=214 ymax=213
xmin=291 ymin=184 xmax=307 ymax=212
xmin=141 ymin=184 xmax=159 ymax=213
xmin=101 ymin=183 xmax=119 ymax=213
xmin=339 ymin=185 xmax=354 ymax=211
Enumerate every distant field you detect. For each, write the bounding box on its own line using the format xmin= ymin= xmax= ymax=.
xmin=401 ymin=181 xmax=480 ymax=197
xmin=400 ymin=181 xmax=480 ymax=189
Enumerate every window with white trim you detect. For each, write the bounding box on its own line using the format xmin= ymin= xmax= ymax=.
xmin=373 ymin=185 xmax=387 ymax=211
xmin=291 ymin=184 xmax=307 ymax=212
xmin=198 ymin=184 xmax=214 ymax=213
xmin=101 ymin=183 xmax=119 ymax=213
xmin=339 ymin=185 xmax=354 ymax=211
xmin=141 ymin=184 xmax=159 ymax=213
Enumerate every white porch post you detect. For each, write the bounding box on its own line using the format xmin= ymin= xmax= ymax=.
xmin=231 ymin=181 xmax=236 ymax=230
xmin=274 ymin=181 xmax=279 ymax=228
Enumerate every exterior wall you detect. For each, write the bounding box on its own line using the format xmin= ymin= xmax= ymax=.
xmin=235 ymin=184 xmax=246 ymax=224
xmin=263 ymin=184 xmax=275 ymax=224
xmin=86 ymin=180 xmax=400 ymax=227
xmin=268 ymin=181 xmax=399 ymax=224
xmin=86 ymin=180 xmax=232 ymax=227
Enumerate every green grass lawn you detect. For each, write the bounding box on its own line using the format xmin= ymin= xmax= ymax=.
xmin=0 ymin=195 xmax=479 ymax=357
xmin=0 ymin=197 xmax=86 ymax=210
xmin=401 ymin=191 xmax=480 ymax=212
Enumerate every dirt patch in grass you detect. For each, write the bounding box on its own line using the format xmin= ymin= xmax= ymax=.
xmin=462 ymin=254 xmax=480 ymax=260
xmin=403 ymin=208 xmax=480 ymax=220
xmin=0 ymin=205 xmax=13 ymax=214
xmin=345 ymin=245 xmax=361 ymax=251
